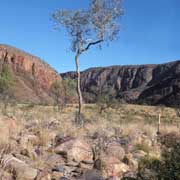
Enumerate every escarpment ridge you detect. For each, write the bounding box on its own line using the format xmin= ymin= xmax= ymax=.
xmin=0 ymin=44 xmax=62 ymax=104
xmin=61 ymin=60 xmax=180 ymax=106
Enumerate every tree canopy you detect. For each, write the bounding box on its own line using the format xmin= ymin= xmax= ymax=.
xmin=52 ymin=0 xmax=123 ymax=53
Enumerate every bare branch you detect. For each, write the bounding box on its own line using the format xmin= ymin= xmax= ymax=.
xmin=81 ymin=39 xmax=103 ymax=53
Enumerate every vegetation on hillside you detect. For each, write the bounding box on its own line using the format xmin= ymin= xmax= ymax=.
xmin=0 ymin=64 xmax=15 ymax=112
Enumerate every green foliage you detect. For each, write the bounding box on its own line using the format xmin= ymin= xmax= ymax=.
xmin=135 ymin=142 xmax=151 ymax=154
xmin=0 ymin=64 xmax=14 ymax=92
xmin=0 ymin=64 xmax=15 ymax=114
xmin=97 ymin=93 xmax=119 ymax=113
xmin=51 ymin=80 xmax=64 ymax=110
xmin=134 ymin=132 xmax=180 ymax=180
xmin=159 ymin=132 xmax=180 ymax=180
xmin=137 ymin=156 xmax=161 ymax=180
xmin=51 ymin=80 xmax=63 ymax=98
xmin=63 ymin=78 xmax=77 ymax=101
xmin=52 ymin=0 xmax=123 ymax=52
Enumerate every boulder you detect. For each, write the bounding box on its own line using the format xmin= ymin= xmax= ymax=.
xmin=45 ymin=154 xmax=66 ymax=168
xmin=54 ymin=138 xmax=93 ymax=163
xmin=36 ymin=170 xmax=51 ymax=180
xmin=54 ymin=134 xmax=73 ymax=146
xmin=81 ymin=170 xmax=104 ymax=180
xmin=101 ymin=156 xmax=129 ymax=178
xmin=51 ymin=171 xmax=64 ymax=179
xmin=2 ymin=155 xmax=38 ymax=180
xmin=0 ymin=169 xmax=13 ymax=180
xmin=123 ymin=154 xmax=138 ymax=170
xmin=105 ymin=141 xmax=125 ymax=160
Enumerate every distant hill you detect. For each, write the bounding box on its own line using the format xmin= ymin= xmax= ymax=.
xmin=61 ymin=60 xmax=180 ymax=107
xmin=0 ymin=44 xmax=63 ymax=104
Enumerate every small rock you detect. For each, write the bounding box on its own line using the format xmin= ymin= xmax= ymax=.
xmin=81 ymin=170 xmax=104 ymax=180
xmin=36 ymin=169 xmax=51 ymax=180
xmin=13 ymin=153 xmax=32 ymax=164
xmin=79 ymin=161 xmax=94 ymax=170
xmin=51 ymin=171 xmax=64 ymax=179
xmin=94 ymin=159 xmax=103 ymax=171
xmin=55 ymin=134 xmax=73 ymax=146
xmin=123 ymin=171 xmax=137 ymax=179
xmin=133 ymin=150 xmax=147 ymax=160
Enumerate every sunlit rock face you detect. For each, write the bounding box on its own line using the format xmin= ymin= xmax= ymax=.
xmin=61 ymin=60 xmax=180 ymax=106
xmin=0 ymin=44 xmax=63 ymax=104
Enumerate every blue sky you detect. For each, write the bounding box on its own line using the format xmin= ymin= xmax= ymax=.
xmin=0 ymin=0 xmax=179 ymax=73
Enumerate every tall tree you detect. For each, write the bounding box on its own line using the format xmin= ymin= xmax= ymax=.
xmin=52 ymin=0 xmax=123 ymax=121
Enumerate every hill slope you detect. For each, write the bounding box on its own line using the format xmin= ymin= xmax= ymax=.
xmin=61 ymin=60 xmax=180 ymax=106
xmin=0 ymin=44 xmax=62 ymax=104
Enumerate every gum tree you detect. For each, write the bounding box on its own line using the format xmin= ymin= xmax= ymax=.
xmin=52 ymin=0 xmax=123 ymax=121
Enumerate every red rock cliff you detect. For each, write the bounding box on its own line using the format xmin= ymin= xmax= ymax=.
xmin=0 ymin=44 xmax=63 ymax=104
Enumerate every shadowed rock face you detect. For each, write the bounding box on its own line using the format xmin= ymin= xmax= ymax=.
xmin=61 ymin=60 xmax=180 ymax=106
xmin=0 ymin=44 xmax=62 ymax=104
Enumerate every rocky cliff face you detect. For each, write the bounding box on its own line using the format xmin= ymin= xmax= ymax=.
xmin=0 ymin=44 xmax=62 ymax=104
xmin=61 ymin=60 xmax=180 ymax=106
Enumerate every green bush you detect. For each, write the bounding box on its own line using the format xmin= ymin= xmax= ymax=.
xmin=0 ymin=64 xmax=14 ymax=92
xmin=135 ymin=142 xmax=151 ymax=154
xmin=63 ymin=78 xmax=77 ymax=102
xmin=137 ymin=156 xmax=161 ymax=180
xmin=159 ymin=132 xmax=180 ymax=179
xmin=96 ymin=94 xmax=119 ymax=114
xmin=50 ymin=80 xmax=65 ymax=111
xmin=134 ymin=132 xmax=180 ymax=180
xmin=0 ymin=64 xmax=15 ymax=113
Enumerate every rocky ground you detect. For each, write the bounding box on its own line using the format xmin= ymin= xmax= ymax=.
xmin=0 ymin=104 xmax=179 ymax=180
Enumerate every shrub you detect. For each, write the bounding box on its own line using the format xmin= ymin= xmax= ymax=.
xmin=0 ymin=64 xmax=14 ymax=91
xmin=159 ymin=132 xmax=180 ymax=179
xmin=63 ymin=78 xmax=77 ymax=103
xmin=135 ymin=142 xmax=151 ymax=154
xmin=133 ymin=132 xmax=180 ymax=180
xmin=96 ymin=94 xmax=119 ymax=114
xmin=50 ymin=80 xmax=65 ymax=111
xmin=0 ymin=64 xmax=15 ymax=113
xmin=137 ymin=156 xmax=161 ymax=180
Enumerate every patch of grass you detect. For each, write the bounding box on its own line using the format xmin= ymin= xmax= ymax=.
xmin=135 ymin=142 xmax=151 ymax=154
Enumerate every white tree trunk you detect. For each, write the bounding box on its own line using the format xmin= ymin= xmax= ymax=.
xmin=75 ymin=53 xmax=83 ymax=116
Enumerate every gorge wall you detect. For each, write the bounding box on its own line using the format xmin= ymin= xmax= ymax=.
xmin=61 ymin=60 xmax=180 ymax=106
xmin=0 ymin=44 xmax=62 ymax=104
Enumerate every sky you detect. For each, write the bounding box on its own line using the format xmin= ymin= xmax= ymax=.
xmin=0 ymin=0 xmax=179 ymax=73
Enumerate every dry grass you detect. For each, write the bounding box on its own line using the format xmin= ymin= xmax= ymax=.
xmin=0 ymin=103 xmax=179 ymax=153
xmin=0 ymin=102 xmax=179 ymax=179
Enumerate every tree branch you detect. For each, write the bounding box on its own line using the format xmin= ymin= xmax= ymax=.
xmin=81 ymin=39 xmax=103 ymax=53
